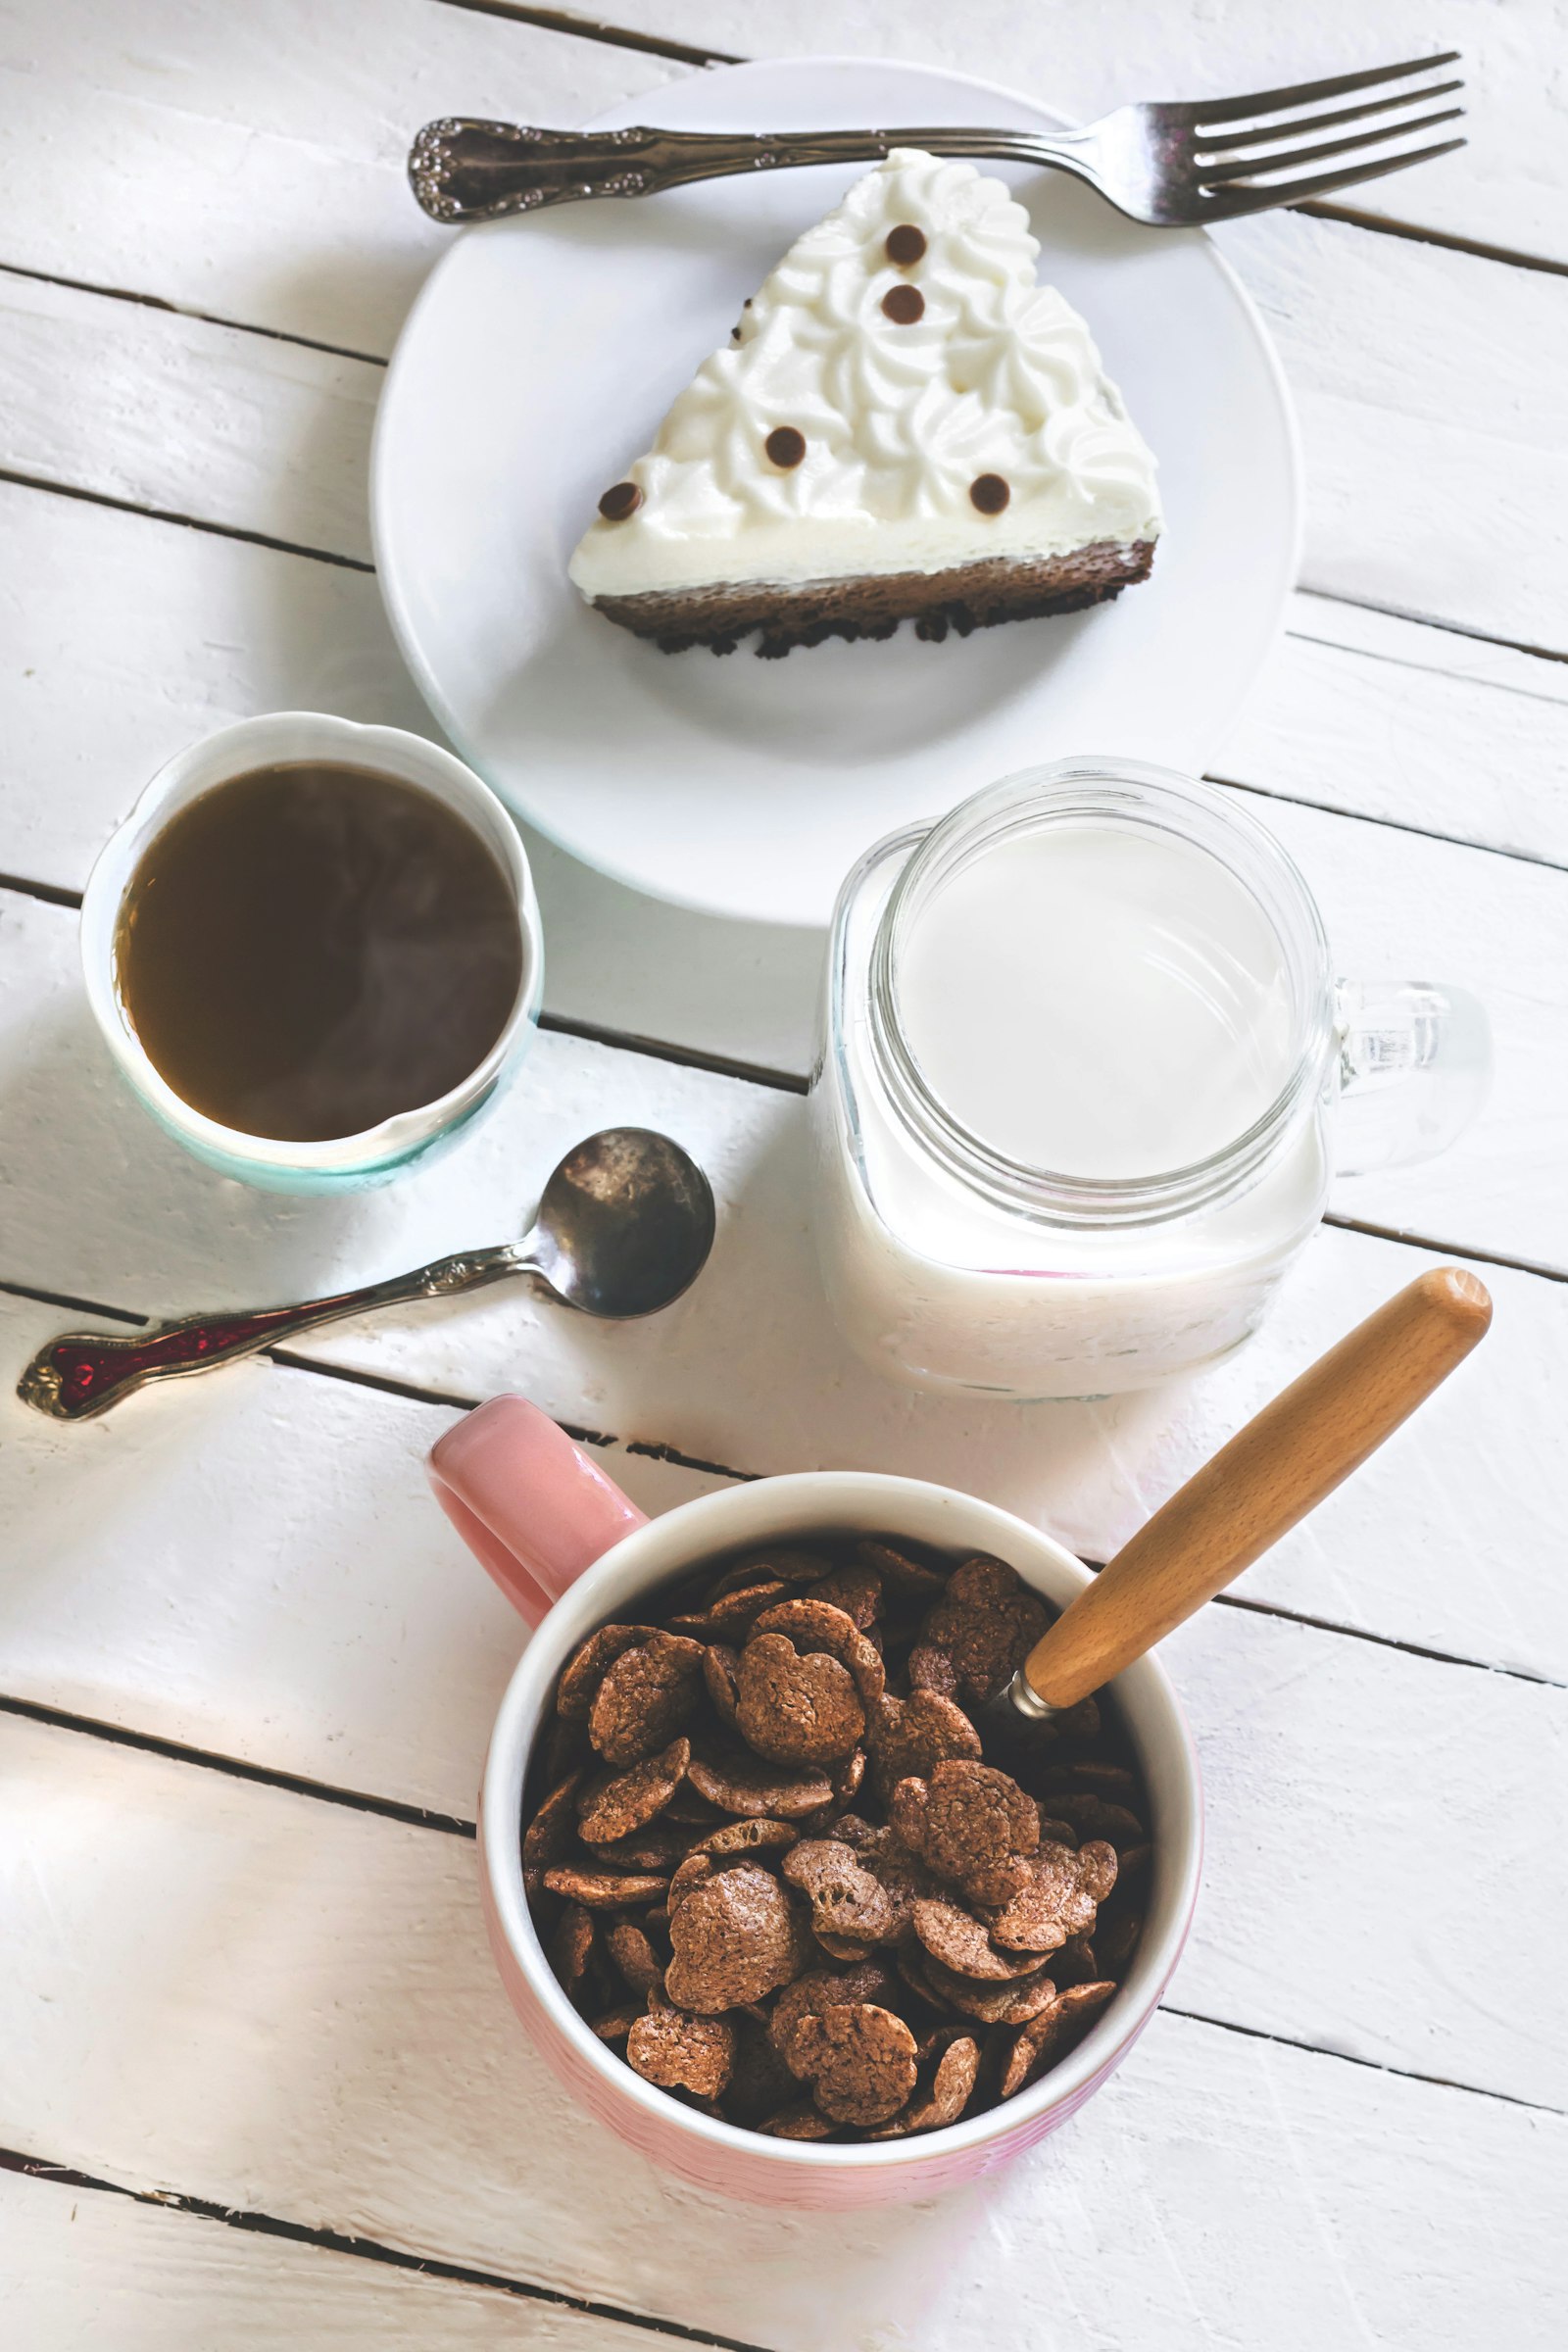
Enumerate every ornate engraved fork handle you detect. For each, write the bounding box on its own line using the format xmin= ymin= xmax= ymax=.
xmin=17 ymin=1245 xmax=529 ymax=1422
xmin=407 ymin=120 xmax=1084 ymax=223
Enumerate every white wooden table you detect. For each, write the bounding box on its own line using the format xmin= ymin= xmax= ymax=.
xmin=1 ymin=4 xmax=1564 ymax=2344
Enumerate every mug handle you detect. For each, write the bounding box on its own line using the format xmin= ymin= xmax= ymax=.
xmin=428 ymin=1395 xmax=647 ymax=1626
xmin=1335 ymin=979 xmax=1491 ymax=1176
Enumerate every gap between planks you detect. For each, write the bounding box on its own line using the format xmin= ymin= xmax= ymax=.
xmin=5 ymin=353 xmax=1565 ymax=676
xmin=424 ymin=1 xmax=1568 ymax=282
xmin=0 ymin=465 xmax=373 ymax=574
xmin=1292 ymin=582 xmax=1568 ymax=674
xmin=1 ymin=1694 xmax=1560 ymax=2124
xmin=0 ymin=849 xmax=1563 ymax=1294
xmin=0 ymin=2149 xmax=775 ymax=2352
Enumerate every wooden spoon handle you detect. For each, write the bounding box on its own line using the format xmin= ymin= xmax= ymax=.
xmin=1022 ymin=1266 xmax=1493 ymax=1710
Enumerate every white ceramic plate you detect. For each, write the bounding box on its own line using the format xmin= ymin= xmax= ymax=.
xmin=373 ymin=56 xmax=1301 ymax=929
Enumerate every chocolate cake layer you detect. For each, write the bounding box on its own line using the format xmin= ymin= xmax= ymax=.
xmin=588 ymin=540 xmax=1156 ymax=658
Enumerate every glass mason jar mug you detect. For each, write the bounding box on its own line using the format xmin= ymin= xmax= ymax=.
xmin=809 ymin=759 xmax=1489 ymax=1398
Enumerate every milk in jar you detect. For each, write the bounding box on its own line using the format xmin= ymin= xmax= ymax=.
xmin=808 ymin=761 xmax=1336 ymax=1396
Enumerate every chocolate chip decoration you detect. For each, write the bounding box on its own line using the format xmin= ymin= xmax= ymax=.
xmin=522 ymin=1532 xmax=1149 ymax=2141
xmin=881 ymin=284 xmax=925 ymax=324
xmin=885 ymin=223 xmax=928 ymax=266
xmin=764 ymin=425 xmax=807 ymax=469
xmin=969 ymin=473 xmax=1011 ymax=515
xmin=598 ymin=481 xmax=642 ymax=521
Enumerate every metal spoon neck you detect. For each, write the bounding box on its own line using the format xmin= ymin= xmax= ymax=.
xmin=1004 ymin=1666 xmax=1060 ymax=1722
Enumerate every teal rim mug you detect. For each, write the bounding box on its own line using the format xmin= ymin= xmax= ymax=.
xmin=78 ymin=711 xmax=543 ymax=1192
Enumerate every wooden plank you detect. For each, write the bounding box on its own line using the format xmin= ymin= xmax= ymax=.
xmin=3 ymin=752 xmax=1562 ymax=1294
xmin=1 ymin=1713 xmax=1560 ymax=2352
xmin=0 ymin=0 xmax=676 ymax=356
xmin=0 ymin=1289 xmax=726 ymax=1817
xmin=558 ymin=0 xmax=1568 ymax=264
xmin=2 ymin=68 xmax=1568 ymax=653
xmin=0 ymin=267 xmax=381 ymax=564
xmin=2 ymin=1126 xmax=1563 ymax=1818
xmin=1221 ymin=205 xmax=1568 ymax=648
xmin=0 ymin=883 xmax=1562 ymax=1680
xmin=3 ymin=0 xmax=1562 ymax=305
xmin=0 ymin=2167 xmax=660 ymax=2352
xmin=1216 ymin=596 xmax=1568 ymax=869
xmin=0 ymin=478 xmax=826 ymax=1078
xmin=7 ymin=485 xmax=1565 ymax=1108
xmin=1 ymin=1457 xmax=1560 ymax=2104
xmin=1250 ymin=793 xmax=1567 ymax=1263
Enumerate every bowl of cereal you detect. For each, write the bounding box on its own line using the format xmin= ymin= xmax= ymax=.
xmin=430 ymin=1396 xmax=1200 ymax=2207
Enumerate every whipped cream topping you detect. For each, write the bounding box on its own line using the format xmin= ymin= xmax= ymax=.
xmin=569 ymin=149 xmax=1161 ymax=600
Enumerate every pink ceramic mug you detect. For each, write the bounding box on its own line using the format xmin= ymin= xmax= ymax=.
xmin=430 ymin=1396 xmax=1202 ymax=2208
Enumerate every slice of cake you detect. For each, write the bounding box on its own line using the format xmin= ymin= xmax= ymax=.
xmin=567 ymin=148 xmax=1161 ymax=658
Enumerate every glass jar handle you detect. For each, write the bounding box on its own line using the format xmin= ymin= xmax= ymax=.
xmin=1333 ymin=980 xmax=1491 ymax=1176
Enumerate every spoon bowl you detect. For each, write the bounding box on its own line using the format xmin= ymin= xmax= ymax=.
xmin=529 ymin=1127 xmax=716 ymax=1318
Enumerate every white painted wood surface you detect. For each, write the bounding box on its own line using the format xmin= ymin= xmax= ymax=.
xmin=9 ymin=108 xmax=1568 ymax=654
xmin=1 ymin=921 xmax=1564 ymax=1680
xmin=1 ymin=4 xmax=1564 ymax=2347
xmin=546 ymin=0 xmax=1568 ymax=264
xmin=0 ymin=2167 xmax=656 ymax=2352
xmin=4 ymin=1355 xmax=1562 ymax=2100
xmin=3 ymin=1715 xmax=1563 ymax=2352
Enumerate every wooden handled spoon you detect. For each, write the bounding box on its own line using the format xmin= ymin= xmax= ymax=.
xmin=1002 ymin=1265 xmax=1492 ymax=1723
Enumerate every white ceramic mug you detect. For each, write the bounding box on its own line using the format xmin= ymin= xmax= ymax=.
xmin=79 ymin=711 xmax=544 ymax=1191
xmin=429 ymin=1396 xmax=1202 ymax=2209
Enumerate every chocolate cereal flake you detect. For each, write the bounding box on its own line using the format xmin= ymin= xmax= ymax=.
xmin=664 ymin=1863 xmax=811 ymax=2013
xmin=770 ymin=1962 xmax=894 ymax=2071
xmin=542 ymin=1865 xmax=669 ymax=1911
xmin=606 ymin=1922 xmax=666 ymax=2000
xmin=736 ymin=1632 xmax=866 ymax=1766
xmin=589 ymin=1632 xmax=705 ymax=1766
xmin=782 ymin=1838 xmax=899 ymax=1947
xmin=920 ymin=1955 xmax=1059 ymax=2025
xmin=753 ymin=1597 xmax=886 ymax=1711
xmin=869 ymin=1689 xmax=983 ymax=1793
xmin=627 ymin=2008 xmax=736 ymax=2098
xmin=914 ymin=1558 xmax=1050 ymax=1704
xmin=557 ymin=1624 xmax=657 ymax=1719
xmin=687 ymin=1739 xmax=834 ymax=1819
xmin=786 ymin=2002 xmax=918 ymax=2127
xmin=576 ymin=1737 xmax=691 ymax=1845
xmin=892 ymin=1759 xmax=1039 ymax=1906
xmin=987 ymin=1840 xmax=1114 ymax=1953
xmin=758 ymin=2102 xmax=835 ymax=2139
xmin=522 ymin=1528 xmax=1152 ymax=2141
xmin=522 ymin=1771 xmax=582 ymax=1871
xmin=868 ymin=2032 xmax=980 ymax=2137
xmin=912 ymin=1895 xmax=1046 ymax=1983
xmin=690 ymin=1816 xmax=801 ymax=1861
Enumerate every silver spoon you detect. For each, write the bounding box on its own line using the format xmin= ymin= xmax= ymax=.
xmin=17 ymin=1127 xmax=715 ymax=1424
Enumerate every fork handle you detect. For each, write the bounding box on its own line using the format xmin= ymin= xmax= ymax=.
xmin=16 ymin=1244 xmax=527 ymax=1423
xmin=407 ymin=120 xmax=1084 ymax=223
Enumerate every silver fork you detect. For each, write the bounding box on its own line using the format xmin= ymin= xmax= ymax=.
xmin=409 ymin=52 xmax=1463 ymax=227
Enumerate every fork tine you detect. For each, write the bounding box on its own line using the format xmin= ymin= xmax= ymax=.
xmin=1198 ymin=108 xmax=1464 ymax=187
xmin=1200 ymin=137 xmax=1467 ymax=220
xmin=1193 ymin=79 xmax=1462 ymax=153
xmin=1187 ymin=50 xmax=1459 ymax=130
